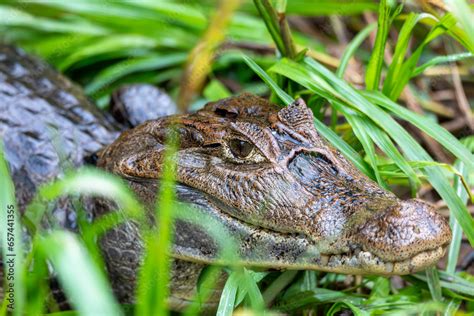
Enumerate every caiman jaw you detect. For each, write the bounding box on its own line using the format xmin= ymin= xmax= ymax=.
xmin=171 ymin=182 xmax=450 ymax=276
xmin=301 ymin=245 xmax=447 ymax=275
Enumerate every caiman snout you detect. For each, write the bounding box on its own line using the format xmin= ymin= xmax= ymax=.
xmin=289 ymin=150 xmax=451 ymax=274
xmin=354 ymin=199 xmax=451 ymax=270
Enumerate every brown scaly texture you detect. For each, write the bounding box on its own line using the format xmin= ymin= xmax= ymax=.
xmin=97 ymin=93 xmax=451 ymax=310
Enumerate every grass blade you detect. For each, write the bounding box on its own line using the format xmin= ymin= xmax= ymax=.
xmin=0 ymin=5 xmax=107 ymax=35
xmin=242 ymin=268 xmax=265 ymax=312
xmin=336 ymin=23 xmax=376 ymax=78
xmin=365 ymin=0 xmax=394 ymax=90
xmin=242 ymin=54 xmax=292 ymax=103
xmin=253 ymin=0 xmax=286 ymax=57
xmin=84 ymin=53 xmax=187 ymax=95
xmin=446 ymin=137 xmax=473 ymax=274
xmin=412 ymin=52 xmax=473 ymax=77
xmin=39 ymin=232 xmax=122 ymax=316
xmin=387 ymin=13 xmax=458 ymax=100
xmin=444 ymin=0 xmax=474 ymax=53
xmin=0 ymin=142 xmax=24 ymax=316
xmin=345 ymin=114 xmax=387 ymax=188
xmin=426 ymin=267 xmax=442 ymax=302
xmin=39 ymin=168 xmax=144 ymax=218
xmin=274 ymin=288 xmax=356 ymax=311
xmin=285 ymin=0 xmax=378 ymax=15
xmin=356 ymin=118 xmax=421 ymax=192
xmin=312 ymin=118 xmax=374 ymax=178
xmin=363 ymin=91 xmax=474 ymax=171
xmin=382 ymin=12 xmax=430 ymax=95
xmin=216 ymin=272 xmax=241 ymax=316
xmin=58 ymin=35 xmax=158 ymax=71
xmin=262 ymin=270 xmax=298 ymax=305
xmin=136 ymin=132 xmax=178 ymax=316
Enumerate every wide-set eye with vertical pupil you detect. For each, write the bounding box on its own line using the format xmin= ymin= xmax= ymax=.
xmin=228 ymin=139 xmax=254 ymax=159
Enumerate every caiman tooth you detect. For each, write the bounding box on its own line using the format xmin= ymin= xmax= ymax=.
xmin=329 ymin=254 xmax=341 ymax=265
xmin=358 ymin=251 xmax=372 ymax=266
xmin=334 ymin=254 xmax=341 ymax=261
xmin=385 ymin=262 xmax=394 ymax=273
xmin=320 ymin=254 xmax=329 ymax=266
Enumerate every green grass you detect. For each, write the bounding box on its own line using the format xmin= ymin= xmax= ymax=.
xmin=1 ymin=0 xmax=474 ymax=315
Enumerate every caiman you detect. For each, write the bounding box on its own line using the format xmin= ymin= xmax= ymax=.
xmin=0 ymin=45 xmax=451 ymax=311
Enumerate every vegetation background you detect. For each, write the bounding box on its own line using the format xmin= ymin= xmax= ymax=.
xmin=0 ymin=0 xmax=473 ymax=315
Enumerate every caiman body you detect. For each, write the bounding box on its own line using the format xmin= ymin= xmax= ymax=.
xmin=1 ymin=45 xmax=451 ymax=311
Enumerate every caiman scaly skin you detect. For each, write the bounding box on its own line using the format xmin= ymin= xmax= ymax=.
xmin=0 ymin=44 xmax=118 ymax=227
xmin=0 ymin=44 xmax=176 ymax=306
xmin=0 ymin=45 xmax=451 ymax=311
xmin=0 ymin=44 xmax=176 ymax=224
xmin=97 ymin=94 xmax=451 ymax=309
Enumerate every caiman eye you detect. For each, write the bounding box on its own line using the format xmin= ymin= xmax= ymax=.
xmin=228 ymin=139 xmax=254 ymax=158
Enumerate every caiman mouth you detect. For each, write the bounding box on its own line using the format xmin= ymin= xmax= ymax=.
xmin=309 ymin=245 xmax=447 ymax=275
xmin=233 ymin=246 xmax=448 ymax=276
xmin=169 ymin=182 xmax=448 ymax=276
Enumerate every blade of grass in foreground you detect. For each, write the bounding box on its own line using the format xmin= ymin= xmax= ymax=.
xmin=39 ymin=168 xmax=144 ymax=218
xmin=426 ymin=267 xmax=442 ymax=302
xmin=37 ymin=169 xmax=146 ymax=314
xmin=306 ymin=57 xmax=474 ymax=171
xmin=273 ymin=287 xmax=358 ymax=311
xmin=409 ymin=271 xmax=474 ymax=297
xmin=38 ymin=231 xmax=123 ymax=316
xmin=306 ymin=58 xmax=474 ymax=195
xmin=235 ymin=271 xmax=267 ymax=307
xmin=241 ymin=268 xmax=265 ymax=312
xmin=57 ymin=35 xmax=159 ymax=71
xmin=445 ymin=0 xmax=474 ymax=53
xmin=285 ymin=0 xmax=378 ymax=15
xmin=262 ymin=270 xmax=298 ymax=306
xmin=216 ymin=271 xmax=241 ymax=316
xmin=0 ymin=142 xmax=24 ymax=316
xmin=136 ymin=132 xmax=178 ymax=316
xmin=33 ymin=168 xmax=146 ymax=275
xmin=183 ymin=266 xmax=224 ymax=316
xmin=334 ymin=22 xmax=376 ymax=148
xmin=327 ymin=301 xmax=369 ymax=316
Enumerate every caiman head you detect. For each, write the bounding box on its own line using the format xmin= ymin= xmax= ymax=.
xmin=98 ymin=93 xmax=451 ymax=275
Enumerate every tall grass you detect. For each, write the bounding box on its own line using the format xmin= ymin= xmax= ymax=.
xmin=0 ymin=0 xmax=473 ymax=315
